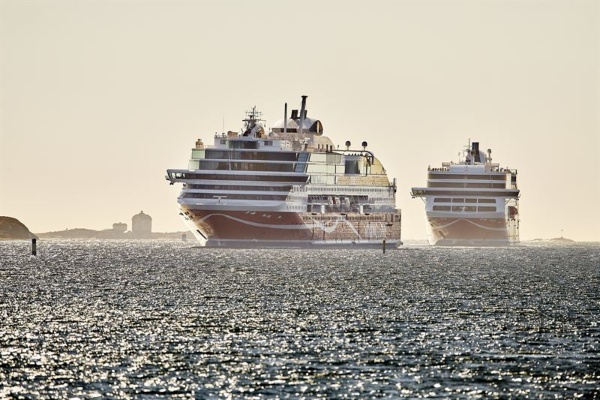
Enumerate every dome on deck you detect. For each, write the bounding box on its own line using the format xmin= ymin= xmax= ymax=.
xmin=271 ymin=117 xmax=323 ymax=135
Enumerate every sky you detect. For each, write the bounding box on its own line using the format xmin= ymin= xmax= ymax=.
xmin=1 ymin=1 xmax=598 ymax=241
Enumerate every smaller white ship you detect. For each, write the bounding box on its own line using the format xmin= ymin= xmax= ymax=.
xmin=411 ymin=141 xmax=520 ymax=246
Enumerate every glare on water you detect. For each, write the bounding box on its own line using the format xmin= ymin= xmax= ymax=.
xmin=0 ymin=240 xmax=598 ymax=398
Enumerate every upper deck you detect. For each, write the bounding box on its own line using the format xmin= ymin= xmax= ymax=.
xmin=166 ymin=96 xmax=395 ymax=189
xmin=411 ymin=141 xmax=519 ymax=198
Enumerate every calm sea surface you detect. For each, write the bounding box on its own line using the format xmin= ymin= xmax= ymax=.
xmin=0 ymin=240 xmax=598 ymax=399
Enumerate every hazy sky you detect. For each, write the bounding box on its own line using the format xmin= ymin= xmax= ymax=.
xmin=1 ymin=1 xmax=598 ymax=241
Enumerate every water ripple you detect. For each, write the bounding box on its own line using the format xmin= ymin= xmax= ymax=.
xmin=0 ymin=240 xmax=598 ymax=398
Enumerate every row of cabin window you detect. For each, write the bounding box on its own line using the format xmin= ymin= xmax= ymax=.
xmin=428 ymin=182 xmax=506 ymax=188
xmin=433 ymin=198 xmax=496 ymax=203
xmin=173 ymin=172 xmax=307 ymax=183
xmin=303 ymin=211 xmax=400 ymax=221
xmin=183 ymin=193 xmax=288 ymax=201
xmin=305 ymin=204 xmax=399 ymax=214
xmin=186 ymin=184 xmax=292 ymax=192
xmin=432 ymin=206 xmax=498 ymax=212
xmin=204 ymin=150 xmax=298 ymax=161
xmin=427 ymin=173 xmax=507 ymax=180
xmin=307 ymin=195 xmax=369 ymax=204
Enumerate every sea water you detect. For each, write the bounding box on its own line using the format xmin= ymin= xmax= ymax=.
xmin=0 ymin=240 xmax=598 ymax=398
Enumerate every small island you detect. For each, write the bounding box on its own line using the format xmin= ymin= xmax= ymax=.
xmin=530 ymin=229 xmax=577 ymax=244
xmin=549 ymin=236 xmax=576 ymax=243
xmin=529 ymin=237 xmax=576 ymax=244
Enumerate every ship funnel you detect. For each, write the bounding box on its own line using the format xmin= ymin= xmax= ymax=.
xmin=472 ymin=142 xmax=481 ymax=162
xmin=299 ymin=95 xmax=307 ymax=134
xmin=284 ymin=103 xmax=287 ymax=134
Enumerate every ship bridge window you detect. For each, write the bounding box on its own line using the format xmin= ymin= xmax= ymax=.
xmin=296 ymin=153 xmax=309 ymax=173
xmin=345 ymin=160 xmax=360 ymax=175
xmin=198 ymin=160 xmax=295 ymax=172
xmin=229 ymin=140 xmax=258 ymax=149
xmin=173 ymin=172 xmax=308 ymax=183
xmin=478 ymin=206 xmax=497 ymax=212
xmin=205 ymin=149 xmax=296 ymax=161
xmin=452 ymin=206 xmax=476 ymax=212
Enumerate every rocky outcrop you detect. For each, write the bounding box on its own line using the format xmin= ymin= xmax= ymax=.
xmin=0 ymin=216 xmax=37 ymax=240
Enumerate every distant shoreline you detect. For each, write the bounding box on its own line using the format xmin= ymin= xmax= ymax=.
xmin=35 ymin=229 xmax=189 ymax=240
xmin=5 ymin=228 xmax=595 ymax=243
xmin=529 ymin=237 xmax=576 ymax=243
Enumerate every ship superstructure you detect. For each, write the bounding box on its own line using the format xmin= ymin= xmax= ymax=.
xmin=166 ymin=96 xmax=402 ymax=248
xmin=411 ymin=141 xmax=519 ymax=246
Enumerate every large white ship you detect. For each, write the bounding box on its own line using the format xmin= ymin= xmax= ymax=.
xmin=411 ymin=141 xmax=520 ymax=246
xmin=166 ymin=96 xmax=402 ymax=248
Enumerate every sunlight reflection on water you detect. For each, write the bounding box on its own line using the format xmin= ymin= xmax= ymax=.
xmin=0 ymin=240 xmax=598 ymax=398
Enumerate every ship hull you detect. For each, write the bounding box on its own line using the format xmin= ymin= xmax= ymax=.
xmin=180 ymin=207 xmax=402 ymax=249
xmin=426 ymin=214 xmax=516 ymax=246
xmin=203 ymin=239 xmax=400 ymax=249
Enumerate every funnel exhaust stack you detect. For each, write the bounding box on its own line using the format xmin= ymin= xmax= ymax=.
xmin=299 ymin=95 xmax=307 ymax=134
